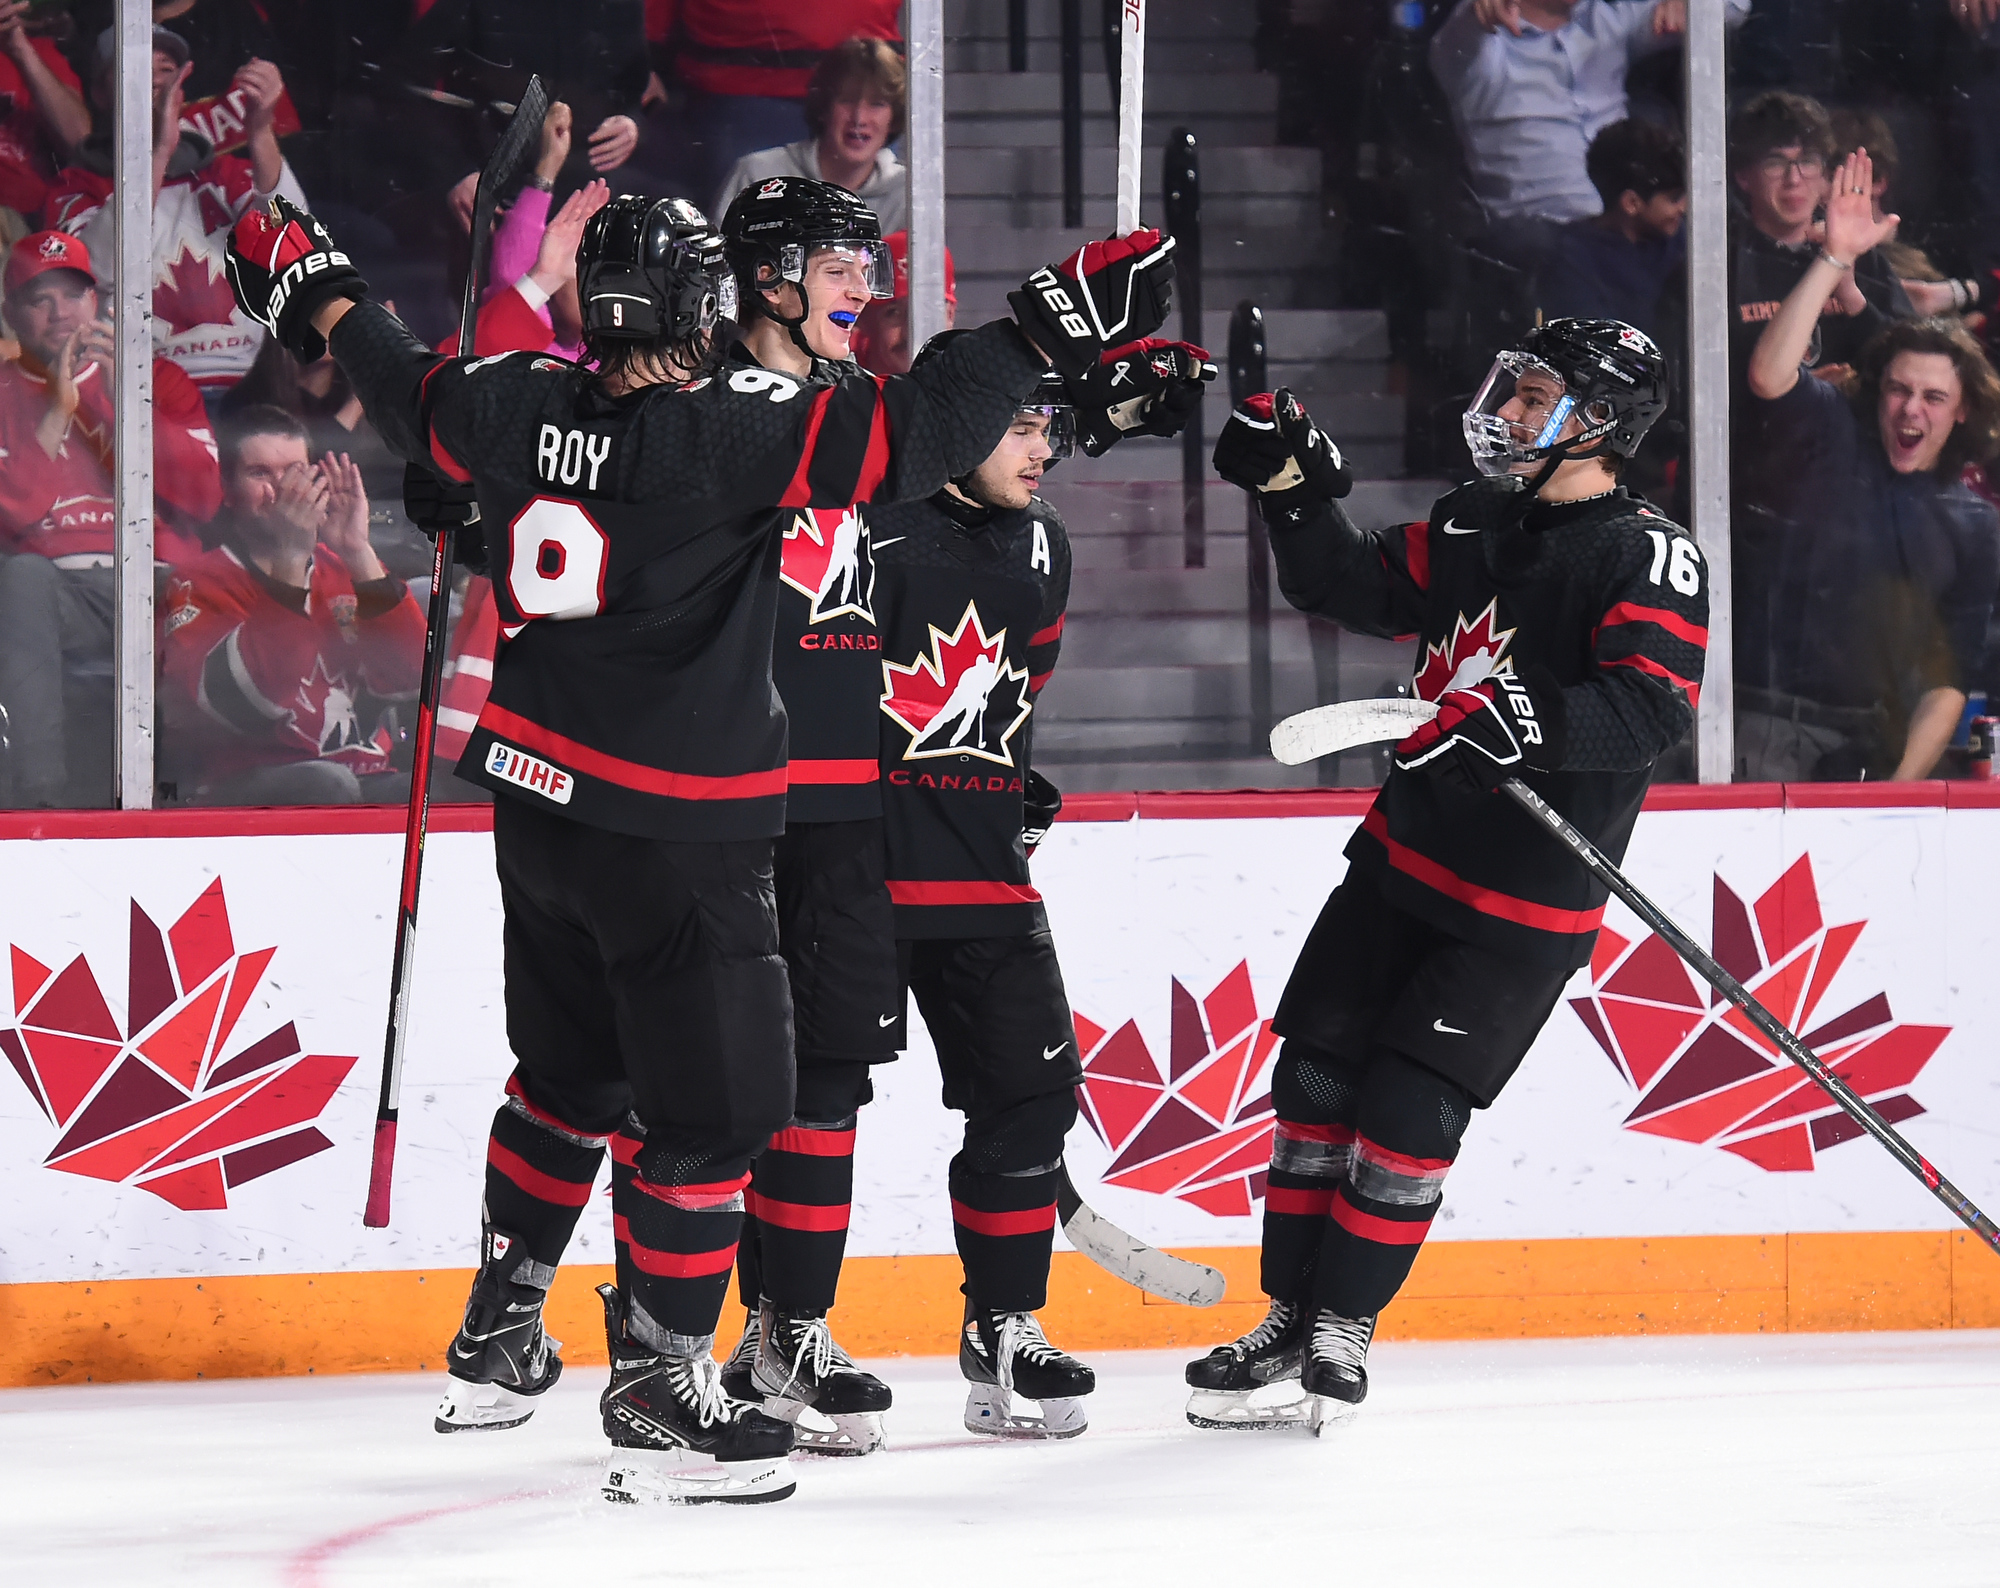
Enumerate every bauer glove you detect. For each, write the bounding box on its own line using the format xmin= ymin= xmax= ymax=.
xmin=1392 ymin=670 xmax=1564 ymax=794
xmin=1212 ymin=388 xmax=1353 ymax=523
xmin=227 ymin=194 xmax=369 ymax=362
xmin=1070 ymin=338 xmax=1217 ymax=456
xmin=1022 ymin=768 xmax=1063 ymax=854
xmin=1010 ymin=229 xmax=1177 ymax=381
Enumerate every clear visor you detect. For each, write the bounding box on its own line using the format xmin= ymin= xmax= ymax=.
xmin=668 ymin=232 xmax=737 ymax=327
xmin=778 ymin=239 xmax=896 ymax=299
xmin=1017 ymin=402 xmax=1076 ymax=466
xmin=1462 ymin=350 xmax=1576 ymax=476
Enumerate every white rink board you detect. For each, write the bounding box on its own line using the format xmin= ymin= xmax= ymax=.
xmin=2 ymin=799 xmax=1998 ymax=1288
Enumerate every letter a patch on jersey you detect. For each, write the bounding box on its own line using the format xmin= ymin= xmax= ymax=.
xmin=780 ymin=506 xmax=876 ymax=623
xmin=881 ymin=601 xmax=1032 ymax=765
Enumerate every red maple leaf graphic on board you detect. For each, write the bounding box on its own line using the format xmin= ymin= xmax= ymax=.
xmin=1568 ymin=856 xmax=1946 ymax=1171
xmin=154 ymin=243 xmax=239 ymax=335
xmin=1074 ymin=962 xmax=1279 ymax=1217
xmin=880 ymin=600 xmax=1031 ymax=765
xmin=1411 ymin=598 xmax=1517 ymax=702
xmin=0 ymin=880 xmax=357 ymax=1209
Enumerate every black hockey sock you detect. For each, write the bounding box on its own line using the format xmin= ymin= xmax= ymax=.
xmin=615 ymin=1140 xmax=752 ymax=1343
xmin=482 ymin=1084 xmax=610 ymax=1272
xmin=1260 ymin=1120 xmax=1354 ymax=1304
xmin=949 ymin=1158 xmax=1059 ymax=1314
xmin=610 ymin=1125 xmax=640 ymax=1297
xmin=745 ymin=1115 xmax=857 ymax=1314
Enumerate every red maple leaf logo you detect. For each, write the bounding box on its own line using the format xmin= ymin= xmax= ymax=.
xmin=780 ymin=507 xmax=875 ymax=623
xmin=1569 ymin=856 xmax=1946 ymax=1171
xmin=1411 ymin=598 xmax=1517 ymax=702
xmin=155 ymin=242 xmax=240 ymax=335
xmin=880 ymin=600 xmax=1032 ymax=764
xmin=0 ymin=880 xmax=357 ymax=1209
xmin=1074 ymin=961 xmax=1279 ymax=1216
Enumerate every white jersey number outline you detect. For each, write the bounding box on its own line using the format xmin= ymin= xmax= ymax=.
xmin=506 ymin=497 xmax=610 ymax=621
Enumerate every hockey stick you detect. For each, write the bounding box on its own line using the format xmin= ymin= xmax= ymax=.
xmin=1058 ymin=1166 xmax=1227 ymax=1306
xmin=363 ymin=75 xmax=549 ymax=1228
xmin=1268 ymin=699 xmax=2000 ymax=1255
xmin=1115 ymin=0 xmax=1145 ymax=234
xmin=1270 ymin=697 xmax=1438 ymax=766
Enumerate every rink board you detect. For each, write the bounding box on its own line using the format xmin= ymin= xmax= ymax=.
xmin=5 ymin=785 xmax=2000 ymax=1386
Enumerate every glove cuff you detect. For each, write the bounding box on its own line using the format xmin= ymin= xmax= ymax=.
xmin=1501 ymin=663 xmax=1567 ymax=772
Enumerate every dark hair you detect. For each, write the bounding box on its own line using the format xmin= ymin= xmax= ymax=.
xmin=219 ymin=404 xmax=310 ymax=469
xmin=1857 ymin=317 xmax=2000 ymax=474
xmin=581 ymin=325 xmax=721 ymax=390
xmin=1729 ymin=90 xmax=1836 ymax=172
xmin=804 ymin=37 xmax=906 ymax=144
xmin=1828 ymin=106 xmax=1900 ymax=195
xmin=1585 ymin=119 xmax=1685 ymax=209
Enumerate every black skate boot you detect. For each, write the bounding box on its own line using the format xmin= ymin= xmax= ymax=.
xmin=1301 ymin=1309 xmax=1376 ymax=1435
xmin=719 ymin=1306 xmax=763 ymax=1404
xmin=596 ymin=1284 xmax=797 ymax=1505
xmin=959 ymin=1301 xmax=1094 ymax=1439
xmin=434 ymin=1227 xmax=563 ymax=1433
xmin=1183 ymin=1299 xmax=1311 ymax=1431
xmin=753 ymin=1304 xmax=892 ymax=1456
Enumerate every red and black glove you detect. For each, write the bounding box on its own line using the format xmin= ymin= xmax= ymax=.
xmin=1010 ymin=229 xmax=1177 ymax=380
xmin=1393 ymin=671 xmax=1564 ymax=793
xmin=226 ymin=193 xmax=368 ymax=362
xmin=1212 ymin=388 xmax=1353 ymax=520
xmin=1069 ymin=338 xmax=1217 ymax=456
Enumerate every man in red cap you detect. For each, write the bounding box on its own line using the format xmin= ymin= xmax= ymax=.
xmin=848 ymin=229 xmax=955 ymax=375
xmin=0 ymin=230 xmax=222 ymax=806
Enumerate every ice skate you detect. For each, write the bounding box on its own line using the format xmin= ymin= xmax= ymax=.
xmin=752 ymin=1304 xmax=892 ymax=1456
xmin=434 ymin=1228 xmax=563 ymax=1433
xmin=1183 ymin=1299 xmax=1313 ymax=1431
xmin=959 ymin=1302 xmax=1094 ymax=1439
xmin=595 ymin=1284 xmax=797 ymax=1505
xmin=719 ymin=1306 xmax=763 ymax=1403
xmin=1302 ymin=1309 xmax=1376 ymax=1435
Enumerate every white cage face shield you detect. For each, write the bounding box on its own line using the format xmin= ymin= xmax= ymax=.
xmin=1463 ymin=350 xmax=1585 ymax=476
xmin=777 ymin=240 xmax=896 ymax=300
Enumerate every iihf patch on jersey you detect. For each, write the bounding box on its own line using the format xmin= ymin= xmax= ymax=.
xmin=1412 ymin=598 xmax=1519 ymax=701
xmin=781 ymin=507 xmax=876 ymax=624
xmin=881 ymin=601 xmax=1032 ymax=765
xmin=486 ymin=740 xmax=574 ymax=803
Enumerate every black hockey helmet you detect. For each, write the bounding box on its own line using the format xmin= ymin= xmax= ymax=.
xmin=912 ymin=330 xmax=1076 ymax=468
xmin=721 ymin=176 xmax=894 ymax=325
xmin=577 ymin=194 xmax=735 ymax=343
xmin=1463 ymin=318 xmax=1668 ymax=477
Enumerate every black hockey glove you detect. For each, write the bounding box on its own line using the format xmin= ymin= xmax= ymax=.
xmin=1392 ymin=671 xmax=1565 ymax=794
xmin=1023 ymin=768 xmax=1063 ymax=854
xmin=227 ymin=194 xmax=369 ymax=362
xmin=1009 ymin=229 xmax=1177 ymax=381
xmin=402 ymin=462 xmax=488 ymax=576
xmin=1212 ymin=389 xmax=1354 ymax=526
xmin=1070 ymin=338 xmax=1217 ymax=456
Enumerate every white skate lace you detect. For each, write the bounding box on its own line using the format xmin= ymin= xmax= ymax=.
xmin=668 ymin=1352 xmax=731 ymax=1429
xmin=723 ymin=1309 xmax=761 ymax=1371
xmin=1309 ymin=1311 xmax=1375 ymax=1373
xmin=778 ymin=1314 xmax=839 ymax=1396
xmin=1228 ymin=1300 xmax=1299 ymax=1358
xmin=992 ymin=1312 xmax=1065 ymax=1399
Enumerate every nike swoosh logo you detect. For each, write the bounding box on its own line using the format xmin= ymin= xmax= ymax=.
xmin=1440 ymin=519 xmax=1479 ymax=535
xmin=1433 ymin=1019 xmax=1468 ymax=1035
xmin=1043 ymin=1043 xmax=1068 ymax=1060
xmin=878 ymin=1014 xmax=898 ymax=1027
xmin=871 ymin=536 xmax=905 ymax=549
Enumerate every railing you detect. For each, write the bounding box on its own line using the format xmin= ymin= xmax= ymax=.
xmin=1229 ymin=301 xmax=1273 ymax=747
xmin=1163 ymin=128 xmax=1205 ymax=570
xmin=1059 ymin=0 xmax=1084 ymax=227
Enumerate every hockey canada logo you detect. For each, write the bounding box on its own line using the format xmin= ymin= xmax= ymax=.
xmin=1 ymin=880 xmax=358 ymax=1209
xmin=1074 ymin=962 xmax=1279 ymax=1216
xmin=1412 ymin=598 xmax=1516 ymax=701
xmin=881 ymin=601 xmax=1032 ymax=764
xmin=781 ymin=507 xmax=875 ymax=624
xmin=1570 ymin=856 xmax=1945 ymax=1171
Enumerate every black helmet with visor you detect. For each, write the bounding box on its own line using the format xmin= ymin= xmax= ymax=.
xmin=1463 ymin=318 xmax=1667 ymax=478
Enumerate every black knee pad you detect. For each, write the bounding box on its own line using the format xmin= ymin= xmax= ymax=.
xmin=792 ymin=1059 xmax=875 ymax=1124
xmin=958 ymin=1088 xmax=1077 ymax=1176
xmin=1272 ymin=1039 xmax=1366 ymax=1125
xmin=1360 ymin=1047 xmax=1476 ymax=1161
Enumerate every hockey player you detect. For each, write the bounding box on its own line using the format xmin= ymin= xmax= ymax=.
xmin=1187 ymin=319 xmax=1706 ymax=1432
xmin=226 ymin=190 xmax=1177 ymax=1502
xmin=871 ymin=331 xmax=1215 ymax=1439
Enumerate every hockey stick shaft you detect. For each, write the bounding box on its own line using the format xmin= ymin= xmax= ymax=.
xmin=1057 ymin=1165 xmax=1227 ymax=1306
xmin=365 ymin=76 xmax=548 ymax=1228
xmin=1498 ymin=777 xmax=2000 ymax=1256
xmin=1115 ymin=0 xmax=1145 ymax=234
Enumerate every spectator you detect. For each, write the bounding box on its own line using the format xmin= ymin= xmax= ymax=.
xmin=1537 ymin=118 xmax=1685 ymax=340
xmin=479 ymin=108 xmax=602 ymax=358
xmin=1738 ymin=150 xmax=2000 ymax=782
xmin=55 ymin=26 xmax=309 ymax=403
xmin=0 ymin=230 xmax=221 ymax=807
xmin=1829 ymin=107 xmax=1995 ymax=322
xmin=159 ymin=406 xmax=425 ymax=806
xmin=711 ymin=36 xmax=907 ymax=233
xmin=444 ymin=180 xmax=610 ymax=359
xmin=66 ymin=1 xmax=280 ymax=104
xmin=0 ymin=2 xmax=90 ymax=221
xmin=849 ymin=228 xmax=954 ymax=375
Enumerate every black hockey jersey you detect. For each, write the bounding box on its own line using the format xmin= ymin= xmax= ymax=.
xmin=326 ymin=302 xmax=1045 ymax=840
xmin=873 ymin=490 xmax=1071 ymax=938
xmin=1274 ymin=478 xmax=1708 ymax=968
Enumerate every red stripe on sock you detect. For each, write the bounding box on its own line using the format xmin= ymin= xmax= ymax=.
xmin=633 ymin=1172 xmax=750 ymax=1211
xmin=1264 ymin=1184 xmax=1335 ymax=1217
xmin=486 ymin=1138 xmax=594 ymax=1208
xmin=769 ymin=1126 xmax=857 ymax=1157
xmin=1328 ymin=1188 xmax=1435 ymax=1246
xmin=950 ymin=1198 xmax=1057 ymax=1237
xmin=621 ymin=1232 xmax=739 ymax=1279
xmin=747 ymin=1189 xmax=852 ymax=1232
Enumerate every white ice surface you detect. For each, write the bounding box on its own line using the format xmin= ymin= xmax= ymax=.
xmin=7 ymin=1333 xmax=1997 ymax=1586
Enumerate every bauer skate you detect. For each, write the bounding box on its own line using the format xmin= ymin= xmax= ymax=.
xmin=1183 ymin=1299 xmax=1314 ymax=1431
xmin=752 ymin=1304 xmax=891 ymax=1456
xmin=719 ymin=1306 xmax=762 ymax=1403
xmin=1302 ymin=1310 xmax=1376 ymax=1435
xmin=959 ymin=1302 xmax=1094 ymax=1439
xmin=434 ymin=1228 xmax=562 ymax=1433
xmin=595 ymin=1285 xmax=797 ymax=1505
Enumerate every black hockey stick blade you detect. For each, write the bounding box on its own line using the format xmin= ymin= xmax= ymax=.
xmin=365 ymin=77 xmax=549 ymax=1229
xmin=1497 ymin=776 xmax=2000 ymax=1257
xmin=1057 ymin=1166 xmax=1227 ymax=1306
xmin=1270 ymin=698 xmax=1439 ymax=765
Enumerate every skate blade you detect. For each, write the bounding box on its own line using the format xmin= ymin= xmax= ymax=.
xmin=764 ymin=1396 xmax=885 ymax=1457
xmin=602 ymin=1450 xmax=796 ymax=1506
xmin=1308 ymin=1394 xmax=1363 ymax=1437
xmin=433 ymin=1373 xmax=543 ymax=1434
xmin=963 ymin=1384 xmax=1089 ymax=1440
xmin=1184 ymin=1385 xmax=1314 ymax=1432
